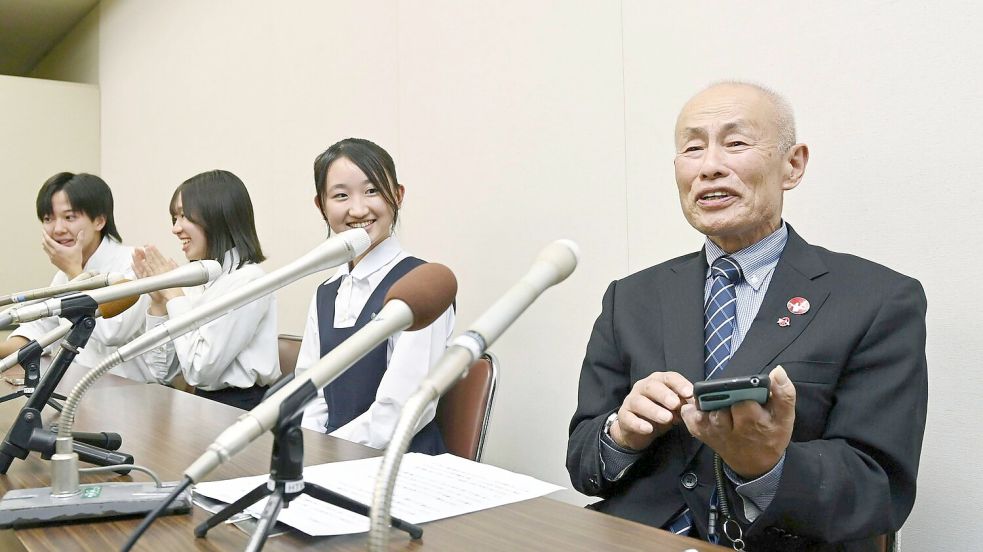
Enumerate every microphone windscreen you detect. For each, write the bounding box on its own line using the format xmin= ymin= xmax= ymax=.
xmin=95 ymin=280 xmax=140 ymax=319
xmin=385 ymin=263 xmax=457 ymax=331
xmin=537 ymin=239 xmax=580 ymax=285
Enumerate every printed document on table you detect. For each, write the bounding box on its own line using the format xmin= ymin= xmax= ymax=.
xmin=193 ymin=453 xmax=564 ymax=537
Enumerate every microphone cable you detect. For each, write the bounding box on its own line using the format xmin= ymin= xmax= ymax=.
xmin=120 ymin=475 xmax=193 ymax=552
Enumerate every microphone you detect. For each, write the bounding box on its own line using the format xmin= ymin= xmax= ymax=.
xmin=183 ymin=261 xmax=457 ymax=483
xmin=0 ymin=320 xmax=71 ymax=374
xmin=0 ymin=230 xmax=371 ymax=530
xmin=368 ymin=239 xmax=579 ymax=550
xmin=0 ymin=293 xmax=139 ymax=374
xmin=50 ymin=229 xmax=371 ymax=472
xmin=117 ymin=261 xmax=452 ymax=550
xmin=91 ymin=289 xmax=142 ymax=319
xmin=0 ymin=272 xmax=126 ymax=307
xmin=0 ymin=262 xmax=222 ymax=328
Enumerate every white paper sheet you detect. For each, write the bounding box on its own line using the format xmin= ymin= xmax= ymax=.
xmin=193 ymin=453 xmax=564 ymax=537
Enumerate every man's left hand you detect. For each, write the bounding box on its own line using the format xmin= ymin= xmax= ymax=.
xmin=680 ymin=365 xmax=796 ymax=479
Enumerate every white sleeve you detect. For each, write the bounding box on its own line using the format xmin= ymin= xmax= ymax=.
xmin=329 ymin=306 xmax=455 ymax=449
xmin=297 ymin=292 xmax=329 ymax=433
xmin=141 ymin=309 xmax=178 ymax=384
xmin=163 ymin=272 xmax=272 ymax=388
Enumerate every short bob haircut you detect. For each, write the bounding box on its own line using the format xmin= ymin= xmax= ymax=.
xmin=312 ymin=138 xmax=402 ymax=234
xmin=36 ymin=172 xmax=122 ymax=242
xmin=169 ymin=170 xmax=265 ymax=269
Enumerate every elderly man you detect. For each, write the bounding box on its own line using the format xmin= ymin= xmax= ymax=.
xmin=567 ymin=82 xmax=927 ymax=551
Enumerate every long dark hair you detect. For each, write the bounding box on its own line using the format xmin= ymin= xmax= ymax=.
xmin=36 ymin=172 xmax=122 ymax=242
xmin=312 ymin=138 xmax=401 ymax=234
xmin=170 ymin=170 xmax=265 ymax=268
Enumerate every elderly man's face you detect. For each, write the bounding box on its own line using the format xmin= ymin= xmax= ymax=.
xmin=673 ymin=84 xmax=802 ymax=253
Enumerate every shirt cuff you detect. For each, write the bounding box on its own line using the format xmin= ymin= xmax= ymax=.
xmin=143 ymin=313 xmax=172 ymax=381
xmin=165 ymin=295 xmax=194 ymax=318
xmin=599 ymin=429 xmax=644 ymax=482
xmin=724 ymin=452 xmax=785 ymax=521
xmin=145 ymin=313 xmax=167 ymax=330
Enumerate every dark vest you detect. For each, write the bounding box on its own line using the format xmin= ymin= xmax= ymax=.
xmin=317 ymin=256 xmax=447 ymax=455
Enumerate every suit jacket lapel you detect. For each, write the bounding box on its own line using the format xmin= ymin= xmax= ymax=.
xmin=661 ymin=250 xmax=708 ymax=385
xmin=724 ymin=227 xmax=830 ymax=378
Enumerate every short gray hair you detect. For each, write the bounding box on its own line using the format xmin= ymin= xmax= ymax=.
xmin=705 ymin=80 xmax=797 ymax=153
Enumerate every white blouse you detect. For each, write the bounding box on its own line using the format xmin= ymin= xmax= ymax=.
xmin=296 ymin=236 xmax=455 ymax=449
xmin=143 ymin=249 xmax=281 ymax=391
xmin=11 ymin=237 xmax=155 ymax=383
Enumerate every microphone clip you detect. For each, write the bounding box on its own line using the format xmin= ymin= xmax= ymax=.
xmin=57 ymin=294 xmax=100 ymax=323
xmin=0 ymin=313 xmax=131 ymax=476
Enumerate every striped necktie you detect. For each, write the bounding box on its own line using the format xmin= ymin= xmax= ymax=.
xmin=704 ymin=256 xmax=743 ymax=379
xmin=665 ymin=255 xmax=744 ymax=538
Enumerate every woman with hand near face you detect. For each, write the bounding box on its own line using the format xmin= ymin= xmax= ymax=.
xmin=134 ymin=170 xmax=280 ymax=410
xmin=294 ymin=138 xmax=453 ymax=454
xmin=0 ymin=173 xmax=155 ymax=382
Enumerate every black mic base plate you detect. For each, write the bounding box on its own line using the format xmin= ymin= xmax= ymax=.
xmin=0 ymin=481 xmax=191 ymax=528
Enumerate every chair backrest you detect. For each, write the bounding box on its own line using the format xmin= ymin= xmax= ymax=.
xmin=878 ymin=532 xmax=896 ymax=552
xmin=277 ymin=334 xmax=303 ymax=379
xmin=435 ymin=352 xmax=499 ymax=462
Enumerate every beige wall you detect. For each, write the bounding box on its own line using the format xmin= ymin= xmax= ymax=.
xmin=28 ymin=5 xmax=99 ymax=85
xmin=31 ymin=1 xmax=983 ymax=549
xmin=0 ymin=75 xmax=100 ymax=296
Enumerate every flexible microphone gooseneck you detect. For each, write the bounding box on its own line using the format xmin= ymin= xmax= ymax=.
xmin=368 ymin=239 xmax=579 ymax=551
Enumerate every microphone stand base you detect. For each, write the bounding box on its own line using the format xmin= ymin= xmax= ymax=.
xmin=0 ymin=481 xmax=191 ymax=528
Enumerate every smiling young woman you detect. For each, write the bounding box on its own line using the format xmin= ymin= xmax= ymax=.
xmin=132 ymin=170 xmax=280 ymax=410
xmin=291 ymin=138 xmax=454 ymax=454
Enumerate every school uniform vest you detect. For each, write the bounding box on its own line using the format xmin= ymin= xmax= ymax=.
xmin=316 ymin=256 xmax=447 ymax=455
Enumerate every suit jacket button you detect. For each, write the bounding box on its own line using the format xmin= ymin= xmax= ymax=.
xmin=589 ymin=476 xmax=599 ymax=487
xmin=681 ymin=472 xmax=698 ymax=489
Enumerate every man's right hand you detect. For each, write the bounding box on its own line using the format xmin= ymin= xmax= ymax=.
xmin=609 ymin=371 xmax=694 ymax=451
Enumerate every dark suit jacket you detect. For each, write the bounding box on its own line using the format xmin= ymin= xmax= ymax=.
xmin=566 ymin=226 xmax=927 ymax=551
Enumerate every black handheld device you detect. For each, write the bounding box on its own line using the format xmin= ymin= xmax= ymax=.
xmin=693 ymin=374 xmax=770 ymax=411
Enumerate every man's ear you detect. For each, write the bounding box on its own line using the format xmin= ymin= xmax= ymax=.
xmin=782 ymin=143 xmax=809 ymax=191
